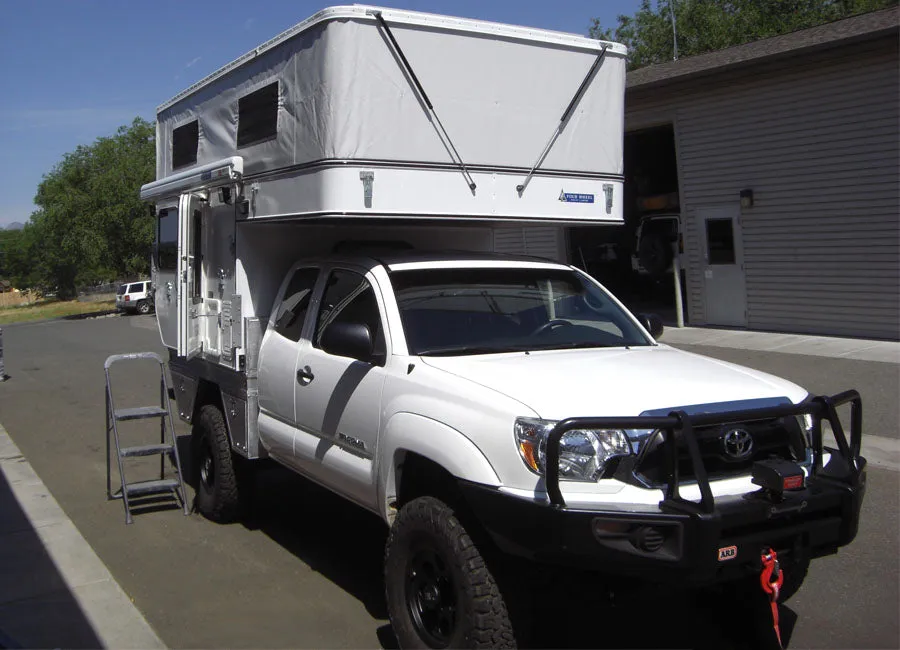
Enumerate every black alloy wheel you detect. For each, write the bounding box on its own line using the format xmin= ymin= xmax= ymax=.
xmin=405 ymin=540 xmax=458 ymax=647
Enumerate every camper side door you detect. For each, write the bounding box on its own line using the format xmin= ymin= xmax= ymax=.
xmin=155 ymin=204 xmax=179 ymax=349
xmin=177 ymin=193 xmax=204 ymax=359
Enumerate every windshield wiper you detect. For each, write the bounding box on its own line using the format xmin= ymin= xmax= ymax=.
xmin=418 ymin=345 xmax=531 ymax=357
xmin=526 ymin=341 xmax=647 ymax=351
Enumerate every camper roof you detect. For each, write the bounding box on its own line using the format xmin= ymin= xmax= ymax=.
xmin=159 ymin=5 xmax=626 ymax=112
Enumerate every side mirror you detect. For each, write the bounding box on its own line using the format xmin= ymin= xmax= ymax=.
xmin=321 ymin=322 xmax=375 ymax=362
xmin=639 ymin=313 xmax=664 ymax=339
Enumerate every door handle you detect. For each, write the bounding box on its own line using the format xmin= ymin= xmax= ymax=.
xmin=296 ymin=366 xmax=315 ymax=386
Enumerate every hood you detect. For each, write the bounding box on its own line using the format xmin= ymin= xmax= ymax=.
xmin=419 ymin=345 xmax=807 ymax=420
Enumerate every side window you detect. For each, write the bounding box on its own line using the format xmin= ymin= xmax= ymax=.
xmin=314 ymin=270 xmax=385 ymax=354
xmin=172 ymin=120 xmax=199 ymax=169
xmin=157 ymin=208 xmax=178 ymax=270
xmin=237 ymin=82 xmax=278 ymax=147
xmin=272 ymin=268 xmax=319 ymax=342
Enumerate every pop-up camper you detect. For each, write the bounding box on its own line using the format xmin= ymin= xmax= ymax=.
xmin=139 ymin=8 xmax=864 ymax=649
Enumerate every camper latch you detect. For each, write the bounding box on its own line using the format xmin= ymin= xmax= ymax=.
xmin=360 ymin=171 xmax=374 ymax=208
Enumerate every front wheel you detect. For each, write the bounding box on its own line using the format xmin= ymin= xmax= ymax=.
xmin=385 ymin=496 xmax=515 ymax=649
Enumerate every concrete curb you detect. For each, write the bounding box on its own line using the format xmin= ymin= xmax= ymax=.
xmin=0 ymin=423 xmax=166 ymax=649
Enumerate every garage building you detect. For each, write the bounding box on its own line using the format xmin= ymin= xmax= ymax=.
xmin=621 ymin=7 xmax=899 ymax=339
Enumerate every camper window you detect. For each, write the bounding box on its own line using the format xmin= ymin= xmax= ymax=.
xmin=237 ymin=82 xmax=278 ymax=147
xmin=172 ymin=120 xmax=199 ymax=169
xmin=157 ymin=209 xmax=178 ymax=270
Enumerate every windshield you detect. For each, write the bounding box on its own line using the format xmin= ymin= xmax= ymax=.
xmin=391 ymin=266 xmax=652 ymax=356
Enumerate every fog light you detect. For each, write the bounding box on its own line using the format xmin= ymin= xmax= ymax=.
xmin=631 ymin=526 xmax=665 ymax=553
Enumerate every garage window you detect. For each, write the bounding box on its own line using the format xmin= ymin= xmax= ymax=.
xmin=706 ymin=218 xmax=736 ymax=265
xmin=172 ymin=120 xmax=199 ymax=168
xmin=237 ymin=82 xmax=278 ymax=147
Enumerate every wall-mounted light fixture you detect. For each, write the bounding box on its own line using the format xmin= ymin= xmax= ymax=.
xmin=740 ymin=189 xmax=754 ymax=209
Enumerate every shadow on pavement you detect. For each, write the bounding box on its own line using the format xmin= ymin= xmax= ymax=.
xmin=178 ymin=441 xmax=796 ymax=650
xmin=0 ymin=470 xmax=103 ymax=649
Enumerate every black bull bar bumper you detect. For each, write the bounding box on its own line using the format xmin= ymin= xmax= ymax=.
xmin=460 ymin=391 xmax=866 ymax=583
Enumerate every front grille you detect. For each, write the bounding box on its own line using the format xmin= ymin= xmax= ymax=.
xmin=633 ymin=417 xmax=806 ymax=487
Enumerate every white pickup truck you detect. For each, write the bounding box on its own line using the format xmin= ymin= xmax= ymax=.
xmin=139 ymin=7 xmax=865 ymax=647
xmin=180 ymin=248 xmax=866 ymax=648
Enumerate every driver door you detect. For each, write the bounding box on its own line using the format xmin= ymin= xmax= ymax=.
xmin=292 ymin=266 xmax=388 ymax=509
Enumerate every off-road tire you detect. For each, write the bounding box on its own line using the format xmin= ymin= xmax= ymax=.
xmin=638 ymin=230 xmax=674 ymax=276
xmin=385 ymin=496 xmax=515 ymax=649
xmin=137 ymin=300 xmax=151 ymax=315
xmin=193 ymin=404 xmax=242 ymax=523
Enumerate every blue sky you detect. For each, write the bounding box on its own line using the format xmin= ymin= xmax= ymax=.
xmin=0 ymin=0 xmax=640 ymax=227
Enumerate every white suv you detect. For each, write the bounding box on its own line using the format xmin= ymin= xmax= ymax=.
xmin=115 ymin=281 xmax=154 ymax=314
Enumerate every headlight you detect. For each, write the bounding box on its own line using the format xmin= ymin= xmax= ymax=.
xmin=514 ymin=417 xmax=631 ymax=482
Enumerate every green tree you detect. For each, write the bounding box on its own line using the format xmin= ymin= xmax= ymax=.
xmin=27 ymin=117 xmax=155 ymax=298
xmin=591 ymin=0 xmax=898 ymax=70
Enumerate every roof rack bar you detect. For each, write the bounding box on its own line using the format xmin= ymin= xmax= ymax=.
xmin=369 ymin=10 xmax=478 ymax=193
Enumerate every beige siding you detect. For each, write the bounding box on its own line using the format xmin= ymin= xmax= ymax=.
xmin=627 ymin=36 xmax=899 ymax=339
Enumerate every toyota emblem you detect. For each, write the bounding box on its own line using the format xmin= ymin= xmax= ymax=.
xmin=722 ymin=428 xmax=754 ymax=460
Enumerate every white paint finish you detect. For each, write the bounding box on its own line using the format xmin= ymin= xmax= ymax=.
xmin=253 ymin=256 xmax=831 ymax=517
xmin=419 ymin=344 xmax=807 ymax=422
xmin=387 ymin=260 xmax=568 ymax=272
xmin=698 ymin=205 xmax=747 ymax=327
xmin=291 ymin=350 xmax=384 ymax=509
xmin=377 ymin=412 xmax=502 ymax=518
xmin=0 ymin=425 xmax=165 ymax=649
xmin=248 ymin=166 xmax=624 ymax=225
xmin=256 ymin=412 xmax=296 ymax=465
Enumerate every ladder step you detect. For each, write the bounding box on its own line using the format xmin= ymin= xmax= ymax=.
xmin=114 ymin=406 xmax=168 ymax=421
xmin=120 ymin=443 xmax=174 ymax=458
xmin=123 ymin=478 xmax=181 ymax=497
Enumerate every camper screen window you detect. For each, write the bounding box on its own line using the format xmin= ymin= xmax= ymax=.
xmin=172 ymin=120 xmax=198 ymax=168
xmin=157 ymin=209 xmax=178 ymax=270
xmin=237 ymin=82 xmax=278 ymax=147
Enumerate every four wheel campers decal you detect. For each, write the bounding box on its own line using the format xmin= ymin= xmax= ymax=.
xmin=558 ymin=190 xmax=594 ymax=203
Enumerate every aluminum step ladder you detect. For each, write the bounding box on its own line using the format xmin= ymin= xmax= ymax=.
xmin=105 ymin=352 xmax=189 ymax=524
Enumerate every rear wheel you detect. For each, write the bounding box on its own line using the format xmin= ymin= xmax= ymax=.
xmin=136 ymin=300 xmax=151 ymax=315
xmin=385 ymin=496 xmax=515 ymax=649
xmin=192 ymin=404 xmax=243 ymax=523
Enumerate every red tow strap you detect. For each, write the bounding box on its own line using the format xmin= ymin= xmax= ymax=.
xmin=760 ymin=548 xmax=785 ymax=649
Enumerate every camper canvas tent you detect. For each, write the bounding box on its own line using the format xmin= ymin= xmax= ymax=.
xmin=145 ymin=5 xmax=627 ymax=223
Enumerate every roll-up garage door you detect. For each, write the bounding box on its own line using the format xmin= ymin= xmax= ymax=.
xmin=492 ymin=226 xmax=565 ymax=262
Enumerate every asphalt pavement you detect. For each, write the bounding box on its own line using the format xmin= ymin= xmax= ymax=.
xmin=0 ymin=315 xmax=897 ymax=649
